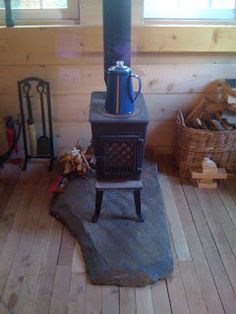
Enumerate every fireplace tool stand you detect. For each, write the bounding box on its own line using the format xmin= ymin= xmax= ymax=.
xmin=18 ymin=77 xmax=55 ymax=171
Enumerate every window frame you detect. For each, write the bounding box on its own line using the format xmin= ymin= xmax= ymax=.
xmin=0 ymin=0 xmax=79 ymax=25
xmin=144 ymin=0 xmax=236 ymax=23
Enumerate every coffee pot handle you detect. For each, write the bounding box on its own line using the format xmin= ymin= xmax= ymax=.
xmin=130 ymin=74 xmax=142 ymax=103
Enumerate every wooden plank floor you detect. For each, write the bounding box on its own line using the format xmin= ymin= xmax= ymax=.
xmin=1 ymin=159 xmax=236 ymax=314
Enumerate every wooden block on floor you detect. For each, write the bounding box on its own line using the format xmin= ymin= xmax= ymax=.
xmin=192 ymin=168 xmax=227 ymax=180
xmin=197 ymin=180 xmax=217 ymax=189
xmin=202 ymin=167 xmax=218 ymax=174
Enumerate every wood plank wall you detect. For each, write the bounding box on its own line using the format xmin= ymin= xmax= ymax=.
xmin=0 ymin=2 xmax=235 ymax=155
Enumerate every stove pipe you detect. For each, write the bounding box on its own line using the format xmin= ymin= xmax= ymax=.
xmin=103 ymin=0 xmax=131 ymax=84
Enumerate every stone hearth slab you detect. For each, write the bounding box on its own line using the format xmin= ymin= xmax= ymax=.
xmin=51 ymin=161 xmax=173 ymax=287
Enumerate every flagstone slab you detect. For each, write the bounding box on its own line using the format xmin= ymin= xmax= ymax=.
xmin=51 ymin=160 xmax=173 ymax=287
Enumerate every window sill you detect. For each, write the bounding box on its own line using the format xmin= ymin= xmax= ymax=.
xmin=144 ymin=18 xmax=236 ymax=25
xmin=0 ymin=19 xmax=79 ymax=27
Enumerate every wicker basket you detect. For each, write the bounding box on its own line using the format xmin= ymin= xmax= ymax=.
xmin=175 ymin=111 xmax=236 ymax=177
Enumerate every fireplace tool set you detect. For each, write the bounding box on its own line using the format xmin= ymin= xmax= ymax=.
xmin=18 ymin=77 xmax=55 ymax=171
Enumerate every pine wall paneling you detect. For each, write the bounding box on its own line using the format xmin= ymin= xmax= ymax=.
xmin=0 ymin=11 xmax=236 ymax=155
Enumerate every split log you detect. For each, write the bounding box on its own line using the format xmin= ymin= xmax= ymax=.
xmin=208 ymin=118 xmax=225 ymax=131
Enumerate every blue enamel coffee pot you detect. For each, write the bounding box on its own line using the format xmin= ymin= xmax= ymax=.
xmin=105 ymin=61 xmax=142 ymax=115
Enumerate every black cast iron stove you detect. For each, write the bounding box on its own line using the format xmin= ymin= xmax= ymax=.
xmin=89 ymin=92 xmax=149 ymax=222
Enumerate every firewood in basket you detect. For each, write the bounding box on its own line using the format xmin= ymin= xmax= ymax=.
xmin=185 ymin=97 xmax=228 ymax=128
xmin=201 ymin=111 xmax=215 ymax=122
xmin=208 ymin=118 xmax=225 ymax=131
xmin=201 ymin=119 xmax=209 ymax=130
xmin=195 ymin=118 xmax=204 ymax=129
xmin=221 ymin=110 xmax=236 ymax=127
xmin=204 ymin=100 xmax=228 ymax=114
xmin=204 ymin=119 xmax=217 ymax=131
xmin=195 ymin=118 xmax=208 ymax=130
xmin=213 ymin=111 xmax=222 ymax=121
xmin=221 ymin=118 xmax=233 ymax=130
xmin=185 ymin=99 xmax=206 ymax=126
xmin=218 ymin=79 xmax=236 ymax=98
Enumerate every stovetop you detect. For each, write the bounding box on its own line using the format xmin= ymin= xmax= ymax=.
xmin=89 ymin=91 xmax=149 ymax=124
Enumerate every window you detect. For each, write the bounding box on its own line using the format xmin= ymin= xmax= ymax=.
xmin=144 ymin=0 xmax=236 ymax=20
xmin=0 ymin=0 xmax=79 ymax=23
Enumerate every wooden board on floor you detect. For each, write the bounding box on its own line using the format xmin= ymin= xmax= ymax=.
xmin=119 ymin=288 xmax=136 ymax=314
xmin=166 ymin=233 xmax=190 ymax=314
xmin=49 ymin=265 xmax=72 ymax=314
xmin=158 ymin=172 xmax=191 ymax=262
xmin=195 ymin=189 xmax=236 ymax=295
xmin=209 ymin=189 xmax=236 ymax=259
xmin=13 ymin=175 xmax=54 ymax=314
xmin=68 ymin=273 xmax=86 ymax=314
xmin=135 ymin=286 xmax=154 ymax=314
xmin=2 ymin=170 xmax=50 ymax=311
xmin=184 ymin=183 xmax=236 ymax=313
xmin=72 ymin=242 xmax=86 ymax=273
xmin=0 ymin=302 xmax=9 ymax=314
xmin=161 ymin=155 xmax=224 ymax=312
xmin=0 ymin=165 xmax=43 ymax=296
xmin=171 ymin=176 xmax=225 ymax=314
xmin=102 ymin=286 xmax=119 ymax=314
xmin=57 ymin=227 xmax=75 ymax=266
xmin=0 ymin=183 xmax=25 ymax=252
xmin=85 ymin=280 xmax=102 ymax=314
xmin=32 ymin=220 xmax=63 ymax=314
xmin=0 ymin=165 xmax=20 ymax=215
xmin=219 ymin=182 xmax=236 ymax=230
xmin=151 ymin=280 xmax=171 ymax=314
xmin=179 ymin=261 xmax=208 ymax=314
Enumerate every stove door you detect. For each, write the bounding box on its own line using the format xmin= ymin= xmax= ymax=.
xmin=96 ymin=135 xmax=144 ymax=180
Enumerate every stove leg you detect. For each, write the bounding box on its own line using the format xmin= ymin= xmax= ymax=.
xmin=134 ymin=190 xmax=144 ymax=222
xmin=92 ymin=190 xmax=103 ymax=223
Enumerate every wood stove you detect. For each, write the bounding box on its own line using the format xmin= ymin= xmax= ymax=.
xmin=89 ymin=92 xmax=149 ymax=222
xmin=90 ymin=92 xmax=148 ymax=180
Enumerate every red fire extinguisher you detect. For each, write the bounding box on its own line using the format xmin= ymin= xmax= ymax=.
xmin=4 ymin=116 xmax=17 ymax=157
xmin=0 ymin=116 xmax=21 ymax=167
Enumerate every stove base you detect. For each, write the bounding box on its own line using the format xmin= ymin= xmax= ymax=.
xmin=51 ymin=160 xmax=173 ymax=287
xmin=92 ymin=179 xmax=143 ymax=223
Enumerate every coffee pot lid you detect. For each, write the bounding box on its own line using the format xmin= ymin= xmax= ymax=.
xmin=116 ymin=61 xmax=126 ymax=68
xmin=108 ymin=60 xmax=131 ymax=73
